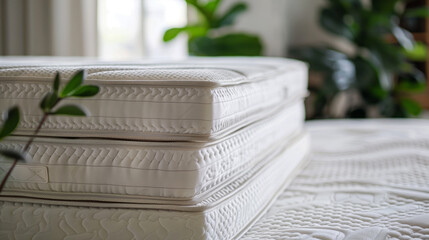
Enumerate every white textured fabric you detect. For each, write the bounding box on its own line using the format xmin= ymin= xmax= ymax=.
xmin=241 ymin=119 xmax=429 ymax=240
xmin=0 ymin=132 xmax=310 ymax=240
xmin=0 ymin=57 xmax=308 ymax=141
xmin=0 ymin=101 xmax=304 ymax=200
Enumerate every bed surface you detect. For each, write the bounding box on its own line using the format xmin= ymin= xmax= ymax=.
xmin=241 ymin=119 xmax=429 ymax=239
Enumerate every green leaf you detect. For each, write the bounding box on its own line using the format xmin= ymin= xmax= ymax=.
xmin=403 ymin=42 xmax=427 ymax=61
xmin=371 ymin=0 xmax=400 ymax=13
xmin=163 ymin=26 xmax=207 ymax=42
xmin=404 ymin=6 xmax=429 ymax=18
xmin=396 ymin=81 xmax=426 ymax=93
xmin=51 ymin=105 xmax=88 ymax=116
xmin=0 ymin=107 xmax=20 ymax=141
xmin=60 ymin=70 xmax=85 ymax=98
xmin=290 ymin=47 xmax=356 ymax=90
xmin=164 ymin=28 xmax=185 ymax=42
xmin=204 ymin=0 xmax=221 ymax=14
xmin=53 ymin=72 xmax=60 ymax=93
xmin=396 ymin=67 xmax=427 ymax=93
xmin=319 ymin=8 xmax=354 ymax=40
xmin=400 ymin=98 xmax=422 ymax=116
xmin=367 ymin=39 xmax=403 ymax=72
xmin=0 ymin=149 xmax=27 ymax=162
xmin=71 ymin=85 xmax=100 ymax=97
xmin=186 ymin=0 xmax=213 ymax=23
xmin=391 ymin=24 xmax=414 ymax=50
xmin=290 ymin=47 xmax=346 ymax=72
xmin=328 ymin=0 xmax=362 ymax=11
xmin=40 ymin=92 xmax=58 ymax=112
xmin=216 ymin=3 xmax=247 ymax=27
xmin=188 ymin=33 xmax=263 ymax=56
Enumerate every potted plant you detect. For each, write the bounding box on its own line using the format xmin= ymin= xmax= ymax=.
xmin=163 ymin=0 xmax=263 ymax=56
xmin=291 ymin=0 xmax=428 ymax=118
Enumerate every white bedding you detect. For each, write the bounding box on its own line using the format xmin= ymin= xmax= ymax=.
xmin=0 ymin=101 xmax=304 ymax=201
xmin=0 ymin=57 xmax=308 ymax=141
xmin=0 ymin=132 xmax=310 ymax=240
xmin=241 ymin=119 xmax=429 ymax=240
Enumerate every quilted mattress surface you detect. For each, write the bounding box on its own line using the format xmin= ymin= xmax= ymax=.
xmin=0 ymin=131 xmax=310 ymax=240
xmin=0 ymin=101 xmax=304 ymax=201
xmin=242 ymin=119 xmax=429 ymax=240
xmin=0 ymin=57 xmax=308 ymax=141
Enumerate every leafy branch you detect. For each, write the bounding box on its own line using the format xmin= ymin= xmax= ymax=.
xmin=291 ymin=0 xmax=428 ymax=118
xmin=0 ymin=70 xmax=99 ymax=192
xmin=163 ymin=0 xmax=263 ymax=56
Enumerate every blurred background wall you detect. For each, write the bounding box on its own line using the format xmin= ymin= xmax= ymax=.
xmin=0 ymin=0 xmax=335 ymax=58
xmin=0 ymin=0 xmax=97 ymax=56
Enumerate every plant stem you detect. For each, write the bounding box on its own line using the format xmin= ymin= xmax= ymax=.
xmin=0 ymin=113 xmax=49 ymax=192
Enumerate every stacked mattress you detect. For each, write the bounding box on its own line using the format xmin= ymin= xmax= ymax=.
xmin=0 ymin=57 xmax=309 ymax=239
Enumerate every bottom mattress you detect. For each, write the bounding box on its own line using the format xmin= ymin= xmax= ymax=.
xmin=0 ymin=132 xmax=310 ymax=240
xmin=242 ymin=119 xmax=429 ymax=240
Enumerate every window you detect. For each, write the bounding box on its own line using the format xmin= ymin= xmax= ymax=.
xmin=98 ymin=0 xmax=187 ymax=59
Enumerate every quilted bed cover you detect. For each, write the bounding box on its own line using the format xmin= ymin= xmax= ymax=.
xmin=242 ymin=119 xmax=429 ymax=240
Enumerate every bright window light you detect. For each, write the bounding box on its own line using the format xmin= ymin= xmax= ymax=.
xmin=98 ymin=0 xmax=187 ymax=60
xmin=143 ymin=0 xmax=188 ymax=58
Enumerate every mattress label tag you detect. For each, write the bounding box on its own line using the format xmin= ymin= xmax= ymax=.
xmin=0 ymin=163 xmax=48 ymax=183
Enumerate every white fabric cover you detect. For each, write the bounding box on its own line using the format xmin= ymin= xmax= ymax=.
xmin=0 ymin=101 xmax=304 ymax=201
xmin=242 ymin=119 xmax=429 ymax=240
xmin=0 ymin=57 xmax=308 ymax=141
xmin=0 ymin=132 xmax=310 ymax=240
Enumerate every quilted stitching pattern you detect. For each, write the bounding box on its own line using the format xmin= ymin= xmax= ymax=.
xmin=0 ymin=58 xmax=308 ymax=140
xmin=0 ymin=133 xmax=310 ymax=240
xmin=0 ymin=103 xmax=304 ymax=198
xmin=241 ymin=120 xmax=429 ymax=240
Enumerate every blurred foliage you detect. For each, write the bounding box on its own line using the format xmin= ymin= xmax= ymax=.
xmin=163 ymin=0 xmax=263 ymax=56
xmin=291 ymin=0 xmax=429 ymax=119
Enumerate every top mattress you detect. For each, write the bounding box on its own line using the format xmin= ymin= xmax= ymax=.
xmin=0 ymin=57 xmax=308 ymax=141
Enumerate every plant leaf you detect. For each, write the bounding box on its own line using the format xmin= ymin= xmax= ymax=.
xmin=396 ymin=67 xmax=427 ymax=93
xmin=164 ymin=28 xmax=185 ymax=42
xmin=186 ymin=0 xmax=213 ymax=23
xmin=51 ymin=105 xmax=88 ymax=116
xmin=216 ymin=3 xmax=247 ymax=27
xmin=60 ymin=70 xmax=86 ymax=98
xmin=163 ymin=26 xmax=207 ymax=42
xmin=391 ymin=24 xmax=414 ymax=50
xmin=71 ymin=85 xmax=100 ymax=97
xmin=0 ymin=149 xmax=27 ymax=162
xmin=403 ymin=42 xmax=427 ymax=61
xmin=0 ymin=107 xmax=20 ymax=141
xmin=40 ymin=92 xmax=58 ymax=112
xmin=204 ymin=0 xmax=221 ymax=14
xmin=53 ymin=72 xmax=60 ymax=93
xmin=404 ymin=7 xmax=429 ymax=18
xmin=188 ymin=33 xmax=263 ymax=56
xmin=396 ymin=81 xmax=426 ymax=93
xmin=319 ymin=8 xmax=354 ymax=40
xmin=371 ymin=0 xmax=400 ymax=13
xmin=400 ymin=98 xmax=422 ymax=116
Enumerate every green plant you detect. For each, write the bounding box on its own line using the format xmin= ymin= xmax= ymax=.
xmin=291 ymin=0 xmax=428 ymax=119
xmin=163 ymin=0 xmax=263 ymax=56
xmin=0 ymin=70 xmax=99 ymax=192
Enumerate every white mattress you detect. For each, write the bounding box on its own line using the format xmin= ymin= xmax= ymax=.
xmin=242 ymin=119 xmax=429 ymax=240
xmin=0 ymin=101 xmax=304 ymax=201
xmin=0 ymin=131 xmax=310 ymax=240
xmin=0 ymin=57 xmax=308 ymax=141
